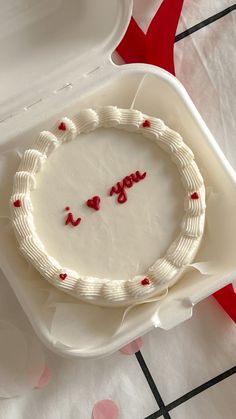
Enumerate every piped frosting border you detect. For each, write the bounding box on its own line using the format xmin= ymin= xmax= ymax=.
xmin=10 ymin=106 xmax=206 ymax=306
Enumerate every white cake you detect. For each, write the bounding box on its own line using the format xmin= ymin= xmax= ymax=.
xmin=9 ymin=106 xmax=206 ymax=306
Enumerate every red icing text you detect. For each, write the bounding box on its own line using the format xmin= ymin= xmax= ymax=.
xmin=109 ymin=170 xmax=147 ymax=204
xmin=65 ymin=212 xmax=81 ymax=227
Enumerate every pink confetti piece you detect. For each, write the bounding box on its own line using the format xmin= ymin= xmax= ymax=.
xmin=35 ymin=365 xmax=52 ymax=389
xmin=119 ymin=337 xmax=143 ymax=355
xmin=92 ymin=399 xmax=119 ymax=419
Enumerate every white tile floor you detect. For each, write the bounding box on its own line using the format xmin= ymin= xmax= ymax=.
xmin=142 ymin=298 xmax=236 ymax=405
xmin=175 ymin=12 xmax=236 ymax=169
xmin=133 ymin=0 xmax=236 ymax=34
xmin=170 ymin=374 xmax=236 ymax=419
xmin=179 ymin=0 xmax=236 ymax=32
xmin=0 ymin=346 xmax=158 ymax=419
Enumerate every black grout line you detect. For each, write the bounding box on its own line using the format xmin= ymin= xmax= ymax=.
xmin=175 ymin=4 xmax=236 ymax=42
xmin=135 ymin=351 xmax=171 ymax=419
xmin=144 ymin=411 xmax=161 ymax=419
xmin=144 ymin=366 xmax=236 ymax=419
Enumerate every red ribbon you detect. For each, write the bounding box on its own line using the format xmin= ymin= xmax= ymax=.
xmin=117 ymin=0 xmax=236 ymax=322
xmin=116 ymin=17 xmax=145 ymax=64
xmin=145 ymin=0 xmax=184 ymax=75
xmin=214 ymin=284 xmax=236 ymax=322
xmin=117 ymin=0 xmax=184 ymax=75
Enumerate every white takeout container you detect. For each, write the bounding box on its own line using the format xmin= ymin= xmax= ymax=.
xmin=0 ymin=0 xmax=236 ymax=359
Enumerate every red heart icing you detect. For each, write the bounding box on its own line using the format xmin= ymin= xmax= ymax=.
xmin=191 ymin=192 xmax=199 ymax=200
xmin=142 ymin=119 xmax=151 ymax=128
xmin=59 ymin=273 xmax=67 ymax=280
xmin=87 ymin=196 xmax=101 ymax=211
xmin=13 ymin=199 xmax=21 ymax=207
xmin=141 ymin=278 xmax=150 ymax=286
xmin=58 ymin=122 xmax=66 ymax=131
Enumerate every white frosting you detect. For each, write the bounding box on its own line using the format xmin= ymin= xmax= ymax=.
xmin=9 ymin=107 xmax=206 ymax=306
xmin=33 ymin=131 xmax=59 ymax=156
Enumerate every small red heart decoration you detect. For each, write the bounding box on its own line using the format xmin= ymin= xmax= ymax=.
xmin=87 ymin=196 xmax=101 ymax=211
xmin=59 ymin=273 xmax=67 ymax=280
xmin=142 ymin=119 xmax=151 ymax=128
xmin=141 ymin=278 xmax=150 ymax=286
xmin=58 ymin=122 xmax=66 ymax=131
xmin=191 ymin=192 xmax=199 ymax=200
xmin=13 ymin=199 xmax=21 ymax=207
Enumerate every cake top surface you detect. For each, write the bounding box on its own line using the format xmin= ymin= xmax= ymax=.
xmin=10 ymin=106 xmax=206 ymax=306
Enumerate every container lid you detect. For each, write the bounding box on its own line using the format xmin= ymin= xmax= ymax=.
xmin=0 ymin=0 xmax=132 ymax=122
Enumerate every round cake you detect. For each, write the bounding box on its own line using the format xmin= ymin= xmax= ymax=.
xmin=10 ymin=106 xmax=206 ymax=306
